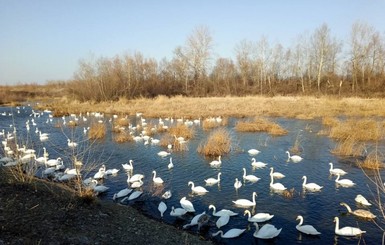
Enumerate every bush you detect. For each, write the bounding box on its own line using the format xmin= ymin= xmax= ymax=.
xmin=197 ymin=128 xmax=231 ymax=156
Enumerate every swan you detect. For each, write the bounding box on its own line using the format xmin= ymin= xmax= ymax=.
xmin=335 ymin=174 xmax=355 ymax=187
xmin=130 ymin=179 xmax=143 ymax=188
xmin=64 ymin=168 xmax=80 ymax=175
xmin=157 ymin=151 xmax=170 ymax=157
xmin=197 ymin=213 xmax=211 ymax=231
xmin=180 ymin=197 xmax=195 ymax=212
xmin=113 ymin=188 xmax=132 ymax=200
xmin=158 ymin=201 xmax=167 ymax=217
xmin=244 ymin=209 xmax=274 ymax=223
xmin=234 ymin=178 xmax=242 ymax=189
xmin=170 ymin=206 xmax=187 ymax=217
xmin=333 ymin=217 xmax=366 ymax=236
xmin=212 ymin=228 xmax=246 ymax=239
xmin=162 ymin=190 xmax=172 ymax=199
xmin=122 ymin=160 xmax=134 ymax=171
xmin=232 ymin=192 xmax=257 ymax=207
xmin=295 ymin=215 xmax=321 ymax=235
xmin=208 ymin=204 xmax=238 ymax=217
xmin=253 ymin=223 xmax=282 ymax=239
xmin=152 ymin=170 xmax=164 ymax=184
xmin=105 ymin=168 xmax=120 ymax=175
xmin=269 ymin=167 xmax=285 ymax=179
xmin=285 ymin=151 xmax=303 ymax=163
xmin=42 ymin=167 xmax=56 ymax=176
xmin=329 ymin=162 xmax=347 ymax=176
xmin=204 ymin=172 xmax=221 ymax=185
xmin=242 ymin=168 xmax=260 ymax=182
xmin=302 ymin=176 xmax=323 ymax=191
xmin=340 ymin=202 xmax=376 ymax=219
xmin=167 ymin=157 xmax=174 ymax=169
xmin=216 ymin=214 xmax=230 ymax=229
xmin=188 ymin=181 xmax=209 ymax=194
xmin=355 ymin=194 xmax=371 ymax=206
xmin=93 ymin=165 xmax=106 ymax=179
xmin=248 ymin=149 xmax=260 ymax=155
xmin=209 ymin=156 xmax=222 ymax=167
xmin=251 ymin=158 xmax=267 ymax=168
xmin=46 ymin=157 xmax=63 ymax=167
xmin=183 ymin=211 xmax=206 ymax=229
xmin=270 ymin=174 xmax=287 ymax=191
xmin=90 ymin=180 xmax=109 ymax=194
xmin=127 ymin=190 xmax=143 ymax=201
xmin=67 ymin=139 xmax=78 ymax=148
xmin=57 ymin=173 xmax=76 ymax=182
xmin=129 ymin=173 xmax=144 ymax=183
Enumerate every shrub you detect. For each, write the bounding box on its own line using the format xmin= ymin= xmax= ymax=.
xmin=88 ymin=123 xmax=106 ymax=139
xmin=235 ymin=118 xmax=287 ymax=136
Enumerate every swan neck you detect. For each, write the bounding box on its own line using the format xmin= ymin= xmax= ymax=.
xmin=334 ymin=218 xmax=339 ymax=233
xmin=302 ymin=176 xmax=307 ymax=186
xmin=270 ymin=174 xmax=274 ymax=185
xmin=298 ymin=217 xmax=303 ymax=226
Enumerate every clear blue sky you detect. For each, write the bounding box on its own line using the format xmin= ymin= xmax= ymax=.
xmin=1 ymin=0 xmax=384 ymax=84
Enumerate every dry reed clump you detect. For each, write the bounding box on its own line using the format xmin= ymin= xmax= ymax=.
xmin=358 ymin=151 xmax=384 ymax=170
xmin=114 ymin=117 xmax=130 ymax=127
xmin=169 ymin=124 xmax=194 ymax=140
xmin=159 ymin=133 xmax=189 ymax=152
xmin=235 ymin=118 xmax=287 ymax=136
xmin=290 ymin=133 xmax=303 ymax=155
xmin=329 ymin=119 xmax=383 ymax=142
xmin=88 ymin=123 xmax=106 ymax=139
xmin=114 ymin=132 xmax=132 ymax=143
xmin=197 ymin=128 xmax=231 ymax=156
xmin=331 ymin=138 xmax=365 ymax=157
xmin=322 ymin=116 xmax=339 ymax=127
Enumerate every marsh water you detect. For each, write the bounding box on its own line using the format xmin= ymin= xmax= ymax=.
xmin=1 ymin=105 xmax=384 ymax=244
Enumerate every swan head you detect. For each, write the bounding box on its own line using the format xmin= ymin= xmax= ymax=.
xmin=253 ymin=192 xmax=257 ymax=197
xmin=188 ymin=181 xmax=193 ymax=186
xmin=244 ymin=210 xmax=251 ymax=216
xmin=333 ymin=217 xmax=338 ymax=223
xmin=208 ymin=204 xmax=215 ymax=210
xmin=296 ymin=215 xmax=303 ymax=221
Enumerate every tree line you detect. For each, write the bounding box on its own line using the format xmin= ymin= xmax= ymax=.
xmin=67 ymin=22 xmax=385 ymax=101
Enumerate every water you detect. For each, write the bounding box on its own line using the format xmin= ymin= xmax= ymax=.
xmin=1 ymin=105 xmax=384 ymax=244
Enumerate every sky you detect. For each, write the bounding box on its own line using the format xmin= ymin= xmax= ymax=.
xmin=1 ymin=0 xmax=384 ymax=85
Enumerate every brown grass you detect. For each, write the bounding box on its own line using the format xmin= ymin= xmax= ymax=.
xmin=331 ymin=138 xmax=365 ymax=157
xmin=290 ymin=132 xmax=303 ymax=154
xmin=169 ymin=124 xmax=194 ymax=140
xmin=114 ymin=132 xmax=132 ymax=143
xmin=235 ymin=118 xmax=287 ymax=136
xmin=202 ymin=117 xmax=228 ymax=131
xmin=114 ymin=117 xmax=130 ymax=127
xmin=358 ymin=150 xmax=384 ymax=170
xmin=88 ymin=123 xmax=106 ymax=139
xmin=197 ymin=128 xmax=231 ymax=156
xmin=322 ymin=116 xmax=339 ymax=127
xmin=329 ymin=119 xmax=383 ymax=142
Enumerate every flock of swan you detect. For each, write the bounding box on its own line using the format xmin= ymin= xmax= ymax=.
xmin=0 ymin=106 xmax=381 ymax=243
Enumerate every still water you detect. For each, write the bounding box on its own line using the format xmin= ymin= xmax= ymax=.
xmin=0 ymin=105 xmax=383 ymax=244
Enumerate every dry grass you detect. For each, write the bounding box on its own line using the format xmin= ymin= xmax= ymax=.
xmin=169 ymin=124 xmax=194 ymax=140
xmin=88 ymin=123 xmax=106 ymax=139
xmin=331 ymin=138 xmax=365 ymax=157
xmin=114 ymin=132 xmax=132 ymax=143
xmin=197 ymin=128 xmax=231 ymax=156
xmin=202 ymin=117 xmax=228 ymax=131
xmin=322 ymin=116 xmax=339 ymax=127
xmin=290 ymin=132 xmax=303 ymax=155
xmin=235 ymin=117 xmax=287 ymax=136
xmin=358 ymin=150 xmax=384 ymax=170
xmin=114 ymin=117 xmax=130 ymax=127
xmin=329 ymin=119 xmax=383 ymax=142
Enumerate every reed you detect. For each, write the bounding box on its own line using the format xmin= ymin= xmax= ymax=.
xmin=290 ymin=132 xmax=303 ymax=155
xmin=235 ymin=117 xmax=287 ymax=136
xmin=331 ymin=138 xmax=365 ymax=157
xmin=197 ymin=128 xmax=231 ymax=156
xmin=329 ymin=119 xmax=383 ymax=141
xmin=358 ymin=150 xmax=384 ymax=170
xmin=114 ymin=132 xmax=132 ymax=143
xmin=202 ymin=117 xmax=228 ymax=131
xmin=88 ymin=123 xmax=106 ymax=139
xmin=169 ymin=124 xmax=194 ymax=140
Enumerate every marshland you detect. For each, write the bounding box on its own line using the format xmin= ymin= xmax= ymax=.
xmin=1 ymin=20 xmax=385 ymax=245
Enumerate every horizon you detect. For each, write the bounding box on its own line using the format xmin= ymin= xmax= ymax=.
xmin=1 ymin=0 xmax=384 ymax=85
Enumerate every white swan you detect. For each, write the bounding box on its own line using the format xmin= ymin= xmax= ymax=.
xmin=334 ymin=217 xmax=366 ymax=236
xmin=232 ymin=192 xmax=257 ymax=207
xmin=105 ymin=168 xmax=120 ymax=175
xmin=158 ymin=201 xmax=167 ymax=217
xmin=329 ymin=162 xmax=347 ymax=175
xmin=269 ymin=167 xmax=285 ymax=179
xmin=248 ymin=149 xmax=260 ymax=155
xmin=335 ymin=174 xmax=355 ymax=187
xmin=253 ymin=223 xmax=282 ymax=239
xmin=183 ymin=211 xmax=206 ymax=229
xmin=296 ymin=215 xmax=321 ymax=235
xmin=188 ymin=181 xmax=209 ymax=194
xmin=209 ymin=156 xmax=222 ymax=167
xmin=340 ymin=202 xmax=376 ymax=219
xmin=129 ymin=173 xmax=144 ymax=183
xmin=355 ymin=194 xmax=371 ymax=206
xmin=270 ymin=174 xmax=287 ymax=191
xmin=244 ymin=210 xmax=274 ymax=223
xmin=234 ymin=178 xmax=242 ymax=189
xmin=130 ymin=179 xmax=143 ymax=188
xmin=170 ymin=206 xmax=187 ymax=217
xmin=208 ymin=204 xmax=238 ymax=217
xmin=285 ymin=151 xmax=303 ymax=163
xmin=302 ymin=176 xmax=323 ymax=191
xmin=242 ymin=168 xmax=260 ymax=182
xmin=127 ymin=190 xmax=142 ymax=201
xmin=216 ymin=215 xmax=230 ymax=229
xmin=180 ymin=197 xmax=195 ymax=212
xmin=67 ymin=139 xmax=78 ymax=148
xmin=152 ymin=170 xmax=164 ymax=184
xmin=122 ymin=160 xmax=134 ymax=171
xmin=251 ymin=158 xmax=267 ymax=168
xmin=168 ymin=157 xmax=174 ymax=169
xmin=90 ymin=180 xmax=109 ymax=194
xmin=93 ymin=165 xmax=106 ymax=179
xmin=204 ymin=172 xmax=221 ymax=185
xmin=162 ymin=190 xmax=172 ymax=199
xmin=157 ymin=151 xmax=170 ymax=157
xmin=113 ymin=188 xmax=132 ymax=200
xmin=212 ymin=228 xmax=246 ymax=238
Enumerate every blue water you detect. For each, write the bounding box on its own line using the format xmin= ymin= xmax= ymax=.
xmin=1 ymin=105 xmax=384 ymax=245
